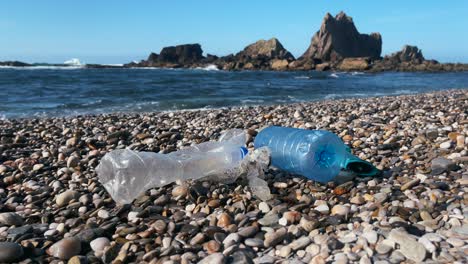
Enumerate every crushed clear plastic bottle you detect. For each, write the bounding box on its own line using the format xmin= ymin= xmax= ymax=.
xmin=96 ymin=129 xmax=272 ymax=204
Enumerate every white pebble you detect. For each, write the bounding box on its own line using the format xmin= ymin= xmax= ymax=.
xmin=97 ymin=209 xmax=110 ymax=219
xmin=440 ymin=141 xmax=451 ymax=149
xmin=362 ymin=230 xmax=378 ymax=244
xmin=90 ymin=237 xmax=110 ymax=257
xmin=127 ymin=211 xmax=139 ymax=222
xmin=259 ymin=202 xmax=270 ymax=213
xmin=315 ymin=204 xmax=330 ymax=214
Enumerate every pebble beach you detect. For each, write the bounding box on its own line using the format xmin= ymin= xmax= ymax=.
xmin=0 ymin=89 xmax=467 ymax=263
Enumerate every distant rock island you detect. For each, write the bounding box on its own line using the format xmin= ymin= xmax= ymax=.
xmin=2 ymin=12 xmax=467 ymax=72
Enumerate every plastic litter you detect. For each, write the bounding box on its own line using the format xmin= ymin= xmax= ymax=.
xmin=254 ymin=126 xmax=380 ymax=182
xmin=97 ymin=126 xmax=380 ymax=204
xmin=96 ymin=129 xmax=272 ymax=204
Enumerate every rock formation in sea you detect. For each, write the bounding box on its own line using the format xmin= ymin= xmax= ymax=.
xmin=126 ymin=44 xmax=205 ymax=68
xmin=387 ymin=45 xmax=425 ymax=63
xmin=337 ymin=57 xmax=371 ymax=71
xmin=370 ymin=45 xmax=468 ymax=72
xmin=158 ymin=44 xmax=204 ymax=65
xmin=0 ymin=61 xmax=31 ymax=67
xmin=0 ymin=11 xmax=457 ymax=72
xmin=298 ymin=11 xmax=382 ymax=66
xmin=219 ymin=38 xmax=295 ymax=70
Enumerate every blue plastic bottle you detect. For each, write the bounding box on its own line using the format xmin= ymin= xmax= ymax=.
xmin=254 ymin=126 xmax=347 ymax=183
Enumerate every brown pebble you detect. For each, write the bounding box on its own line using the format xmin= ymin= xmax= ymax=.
xmin=350 ymin=195 xmax=365 ymax=205
xmin=172 ymin=185 xmax=188 ymax=197
xmin=401 ymin=179 xmax=420 ymax=191
xmin=283 ymin=211 xmax=301 ymax=224
xmin=203 ymin=240 xmax=221 ymax=253
xmin=448 ymin=132 xmax=460 ymax=141
xmin=217 ymin=213 xmax=232 ymax=228
xmin=208 ymin=199 xmax=220 ymax=207
xmin=47 ymin=237 xmax=81 ymax=260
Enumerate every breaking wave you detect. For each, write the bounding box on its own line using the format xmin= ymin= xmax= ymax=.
xmin=64 ymin=58 xmax=83 ymax=66
xmin=196 ymin=64 xmax=220 ymax=71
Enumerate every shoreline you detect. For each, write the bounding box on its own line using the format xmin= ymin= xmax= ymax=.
xmin=2 ymin=62 xmax=468 ymax=73
xmin=2 ymin=88 xmax=467 ymax=121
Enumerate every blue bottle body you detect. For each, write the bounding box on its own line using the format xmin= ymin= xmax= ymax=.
xmin=254 ymin=126 xmax=346 ymax=183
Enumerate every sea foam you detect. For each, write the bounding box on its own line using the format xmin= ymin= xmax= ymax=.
xmin=196 ymin=64 xmax=220 ymax=71
xmin=64 ymin=58 xmax=83 ymax=66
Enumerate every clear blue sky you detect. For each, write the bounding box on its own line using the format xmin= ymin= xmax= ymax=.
xmin=1 ymin=1 xmax=467 ymax=64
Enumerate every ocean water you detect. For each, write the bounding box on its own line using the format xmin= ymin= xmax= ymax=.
xmin=1 ymin=66 xmax=467 ymax=119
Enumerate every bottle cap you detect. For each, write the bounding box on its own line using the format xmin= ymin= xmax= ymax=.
xmin=240 ymin=147 xmax=248 ymax=158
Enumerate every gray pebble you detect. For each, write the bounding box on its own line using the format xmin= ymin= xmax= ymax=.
xmin=264 ymin=228 xmax=286 ymax=247
xmin=237 ymin=226 xmax=258 ymax=238
xmin=388 ymin=230 xmax=426 ymax=262
xmin=244 ymin=238 xmax=264 ymax=248
xmin=0 ymin=242 xmax=24 ymax=263
xmin=47 ymin=237 xmax=82 ymax=260
xmin=223 ymin=233 xmax=240 ymax=248
xmin=0 ymin=212 xmax=24 ymax=226
xmin=258 ymin=213 xmax=279 ymax=226
xmin=198 ymin=252 xmax=225 ymax=264
xmin=56 ymin=190 xmax=79 ymax=207
xmin=288 ymin=236 xmax=311 ymax=251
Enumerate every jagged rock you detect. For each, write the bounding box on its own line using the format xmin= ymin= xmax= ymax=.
xmin=238 ymin=38 xmax=294 ymax=61
xmin=203 ymin=54 xmax=219 ymax=63
xmin=271 ymin=59 xmax=289 ymax=70
xmin=337 ymin=57 xmax=370 ymax=71
xmin=158 ymin=44 xmax=203 ymax=64
xmin=146 ymin=53 xmax=159 ymax=64
xmin=118 ymin=12 xmax=468 ymax=72
xmin=129 ymin=44 xmax=204 ymax=68
xmin=315 ymin=63 xmax=331 ymax=71
xmin=288 ymin=60 xmax=313 ymax=71
xmin=385 ymin=45 xmax=424 ymax=63
xmin=367 ymin=45 xmax=467 ymax=72
xmin=224 ymin=38 xmax=294 ymax=70
xmin=299 ymin=12 xmax=381 ymax=63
